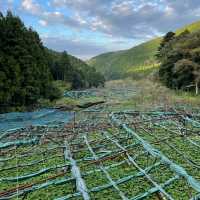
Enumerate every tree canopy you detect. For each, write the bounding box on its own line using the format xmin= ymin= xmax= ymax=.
xmin=157 ymin=30 xmax=200 ymax=93
xmin=47 ymin=49 xmax=105 ymax=89
xmin=0 ymin=11 xmax=57 ymax=110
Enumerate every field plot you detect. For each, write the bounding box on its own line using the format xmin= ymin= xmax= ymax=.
xmin=0 ymin=108 xmax=200 ymax=200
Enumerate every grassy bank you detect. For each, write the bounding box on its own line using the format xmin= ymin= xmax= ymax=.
xmin=52 ymin=77 xmax=200 ymax=112
xmin=104 ymin=78 xmax=200 ymax=111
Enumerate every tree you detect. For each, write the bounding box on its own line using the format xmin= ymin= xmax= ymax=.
xmin=173 ymin=59 xmax=197 ymax=89
xmin=156 ymin=31 xmax=175 ymax=62
xmin=59 ymin=51 xmax=73 ymax=81
xmin=158 ymin=29 xmax=200 ymax=94
xmin=46 ymin=49 xmax=105 ymax=89
xmin=0 ymin=11 xmax=59 ymax=111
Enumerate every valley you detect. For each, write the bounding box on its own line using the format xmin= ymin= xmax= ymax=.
xmin=89 ymin=20 xmax=200 ymax=80
xmin=1 ymin=4 xmax=200 ymax=200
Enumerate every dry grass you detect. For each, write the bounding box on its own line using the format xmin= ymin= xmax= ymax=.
xmin=131 ymin=79 xmax=200 ymax=110
xmin=52 ymin=78 xmax=200 ymax=112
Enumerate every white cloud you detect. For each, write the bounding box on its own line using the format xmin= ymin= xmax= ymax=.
xmin=111 ymin=1 xmax=134 ymax=16
xmin=15 ymin=0 xmax=200 ymax=58
xmin=39 ymin=19 xmax=47 ymax=26
xmin=21 ymin=0 xmax=42 ymax=15
xmin=75 ymin=13 xmax=87 ymax=25
xmin=15 ymin=0 xmax=200 ymax=38
xmin=90 ymin=17 xmax=111 ymax=32
xmin=7 ymin=0 xmax=13 ymax=3
xmin=193 ymin=8 xmax=200 ymax=17
xmin=164 ymin=6 xmax=175 ymax=16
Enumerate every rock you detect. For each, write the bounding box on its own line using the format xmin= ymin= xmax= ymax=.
xmin=77 ymin=101 xmax=105 ymax=109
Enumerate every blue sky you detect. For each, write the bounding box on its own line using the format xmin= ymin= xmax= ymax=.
xmin=1 ymin=0 xmax=200 ymax=59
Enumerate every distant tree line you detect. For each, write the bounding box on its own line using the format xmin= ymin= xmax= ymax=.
xmin=157 ymin=30 xmax=200 ymax=94
xmin=47 ymin=50 xmax=105 ymax=89
xmin=0 ymin=11 xmax=105 ymax=111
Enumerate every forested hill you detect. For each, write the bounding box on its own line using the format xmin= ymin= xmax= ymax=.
xmin=46 ymin=49 xmax=105 ymax=89
xmin=0 ymin=11 xmax=104 ymax=112
xmin=47 ymin=49 xmax=89 ymax=69
xmin=88 ymin=20 xmax=200 ymax=80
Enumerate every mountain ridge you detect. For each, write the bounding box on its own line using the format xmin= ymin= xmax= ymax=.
xmin=88 ymin=20 xmax=200 ymax=79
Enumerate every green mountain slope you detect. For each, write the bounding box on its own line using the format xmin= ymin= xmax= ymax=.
xmin=89 ymin=20 xmax=200 ymax=79
xmin=46 ymin=48 xmax=105 ymax=88
xmin=46 ymin=48 xmax=90 ymax=70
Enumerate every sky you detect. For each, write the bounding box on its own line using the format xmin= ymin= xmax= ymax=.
xmin=1 ymin=0 xmax=200 ymax=60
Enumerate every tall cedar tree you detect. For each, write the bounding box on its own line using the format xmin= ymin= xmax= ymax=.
xmin=0 ymin=11 xmax=56 ymax=108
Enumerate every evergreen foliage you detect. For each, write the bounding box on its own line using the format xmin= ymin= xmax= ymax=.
xmin=0 ymin=11 xmax=105 ymax=112
xmin=156 ymin=31 xmax=175 ymax=62
xmin=47 ymin=49 xmax=105 ymax=89
xmin=158 ymin=30 xmax=200 ymax=92
xmin=0 ymin=11 xmax=56 ymax=110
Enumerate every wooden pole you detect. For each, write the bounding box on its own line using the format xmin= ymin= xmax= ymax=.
xmin=195 ymin=82 xmax=199 ymax=95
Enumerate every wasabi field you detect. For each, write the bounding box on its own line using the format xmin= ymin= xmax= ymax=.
xmin=1 ymin=80 xmax=200 ymax=200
